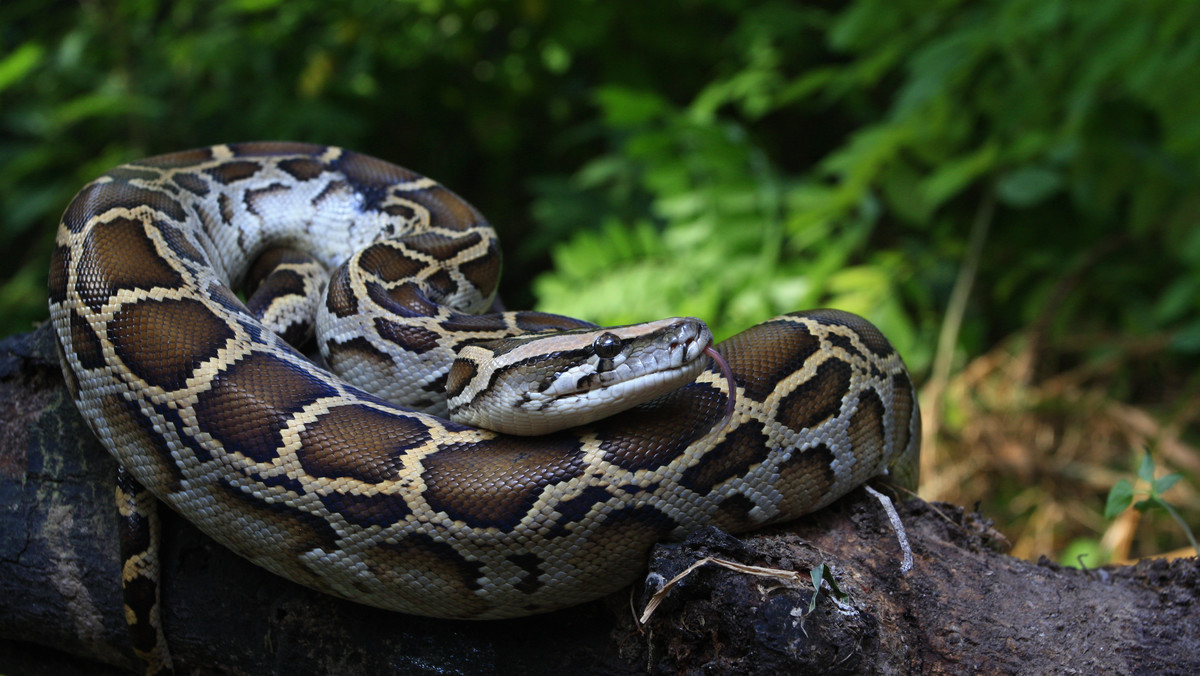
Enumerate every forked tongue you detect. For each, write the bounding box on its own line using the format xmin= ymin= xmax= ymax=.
xmin=704 ymin=346 xmax=736 ymax=428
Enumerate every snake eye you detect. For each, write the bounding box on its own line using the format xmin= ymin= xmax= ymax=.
xmin=592 ymin=332 xmax=622 ymax=359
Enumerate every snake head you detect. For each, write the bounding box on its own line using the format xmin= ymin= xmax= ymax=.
xmin=445 ymin=317 xmax=714 ymax=435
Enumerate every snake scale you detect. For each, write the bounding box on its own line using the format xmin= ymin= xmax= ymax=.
xmin=48 ymin=142 xmax=919 ymax=666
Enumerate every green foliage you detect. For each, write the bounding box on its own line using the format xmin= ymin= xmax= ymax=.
xmin=533 ymin=0 xmax=1200 ymax=379
xmin=1105 ymin=452 xmax=1198 ymax=557
xmin=807 ymin=563 xmax=849 ymax=615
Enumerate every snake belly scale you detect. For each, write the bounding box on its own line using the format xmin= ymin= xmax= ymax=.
xmin=48 ymin=142 xmax=920 ymax=625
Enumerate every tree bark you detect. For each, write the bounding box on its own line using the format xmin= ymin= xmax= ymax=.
xmin=2 ymin=323 xmax=1197 ymax=675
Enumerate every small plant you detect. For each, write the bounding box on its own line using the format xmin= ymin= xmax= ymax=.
xmin=1105 ymin=452 xmax=1199 ymax=558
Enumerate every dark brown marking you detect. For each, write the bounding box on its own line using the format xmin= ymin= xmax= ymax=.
xmin=325 ymin=335 xmax=391 ymax=373
xmin=358 ymin=243 xmax=426 ymax=283
xmin=319 ymin=489 xmax=412 ymax=528
xmin=775 ymin=442 xmax=838 ymax=519
xmin=243 ymin=183 xmax=292 ymax=217
xmin=218 ymin=192 xmax=236 ymax=225
xmin=109 ymin=297 xmax=234 ymax=392
xmin=373 ymin=317 xmax=441 ymax=353
xmin=717 ymin=319 xmax=821 ymax=402
xmin=421 ymin=434 xmax=587 ymax=530
xmin=710 ymin=493 xmax=759 ymax=532
xmin=133 ymin=147 xmax=216 ymax=168
xmin=799 ymin=309 xmax=895 ymax=357
xmin=74 ymin=216 xmax=184 ymax=313
xmin=847 ymin=389 xmax=887 ymax=476
xmin=776 ymin=359 xmax=852 ymax=434
xmin=229 ymin=141 xmax=326 ymax=157
xmin=48 ymin=245 xmax=70 ymax=303
xmin=425 ymin=269 xmax=458 ymax=299
xmin=507 ymin=553 xmax=545 ymax=594
xmin=597 ymin=383 xmax=726 ymax=472
xmin=157 ymin=222 xmax=206 ymax=264
xmin=439 ymin=313 xmax=510 ymax=333
xmin=194 ymin=352 xmax=338 ymax=463
xmin=826 ymin=332 xmax=865 ymax=361
xmin=366 ymin=281 xmax=440 ymax=318
xmin=102 ymin=394 xmax=186 ymax=491
xmin=69 ymin=312 xmax=105 ymax=370
xmin=400 ymin=231 xmax=483 ymax=262
xmin=456 ymin=239 xmax=502 ymax=298
xmin=332 ymin=150 xmax=422 ymax=188
xmin=205 ymin=161 xmax=262 ymax=185
xmin=370 ymin=533 xmax=488 ymax=601
xmin=890 ymin=373 xmax=915 ymax=461
xmin=514 ymin=311 xmax=595 ymax=333
xmin=325 ymin=264 xmax=358 ymax=317
xmin=679 ymin=420 xmax=772 ymax=495
xmin=171 ymin=172 xmax=210 ymax=196
xmin=296 ymin=404 xmax=431 ymax=483
xmin=278 ymin=157 xmax=327 ymax=181
xmin=62 ymin=181 xmax=187 ymax=234
xmin=418 ymin=184 xmax=488 ymax=232
xmin=444 ymin=359 xmax=478 ymax=399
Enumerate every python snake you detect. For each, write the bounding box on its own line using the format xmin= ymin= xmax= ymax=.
xmin=48 ymin=142 xmax=919 ymax=662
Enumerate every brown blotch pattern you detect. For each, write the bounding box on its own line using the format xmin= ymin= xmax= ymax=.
xmin=444 ymin=359 xmax=478 ymax=399
xmin=775 ymin=442 xmax=837 ymax=519
xmin=296 ymin=404 xmax=431 ymax=483
xmin=718 ymin=319 xmax=821 ymax=401
xmin=800 ymin=309 xmax=896 ymax=357
xmin=358 ymin=243 xmax=426 ymax=283
xmin=103 ymin=393 xmax=186 ymax=492
xmin=776 ymin=359 xmax=852 ymax=435
xmin=890 ymin=373 xmax=915 ymax=460
xmin=367 ymin=534 xmax=489 ymax=614
xmin=507 ymin=553 xmax=545 ymax=594
xmin=598 ymin=384 xmax=725 ymax=472
xmin=69 ymin=312 xmax=106 ymax=371
xmin=62 ymin=182 xmax=187 ymax=233
xmin=318 ymin=488 xmax=412 ymax=528
xmin=421 ymin=434 xmax=587 ymax=529
xmin=325 ymin=265 xmax=358 ymax=317
xmin=206 ymin=161 xmax=261 ymax=185
xmin=230 ymin=141 xmax=325 ymax=157
xmin=171 ymin=172 xmax=210 ymax=196
xmin=709 ymin=493 xmax=760 ymax=532
xmin=48 ymin=245 xmax=70 ymax=303
xmin=109 ymin=297 xmax=235 ymax=392
xmin=373 ymin=317 xmax=441 ymax=354
xmin=420 ymin=184 xmax=486 ymax=232
xmin=334 ymin=150 xmax=422 ymax=188
xmin=679 ymin=420 xmax=772 ymax=495
xmin=456 ymin=241 xmax=502 ymax=298
xmin=133 ymin=147 xmax=215 ymax=169
xmin=514 ymin=311 xmax=595 ymax=333
xmin=278 ymin=157 xmax=327 ymax=181
xmin=400 ymin=231 xmax=482 ymax=262
xmin=846 ymin=390 xmax=887 ymax=480
xmin=325 ymin=336 xmax=391 ymax=373
xmin=74 ymin=217 xmax=184 ymax=312
xmin=194 ymin=352 xmax=337 ymax=463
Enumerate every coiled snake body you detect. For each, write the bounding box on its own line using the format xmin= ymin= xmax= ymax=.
xmin=48 ymin=142 xmax=919 ymax=663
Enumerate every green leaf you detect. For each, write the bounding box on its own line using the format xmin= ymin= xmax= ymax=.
xmin=1105 ymin=479 xmax=1134 ymax=519
xmin=1137 ymin=453 xmax=1157 ymax=484
xmin=1152 ymin=473 xmax=1183 ymax=495
xmin=996 ymin=166 xmax=1063 ymax=208
xmin=0 ymin=41 xmax=43 ymax=94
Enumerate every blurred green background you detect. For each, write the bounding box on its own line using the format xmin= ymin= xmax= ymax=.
xmin=3 ymin=0 xmax=1197 ymax=563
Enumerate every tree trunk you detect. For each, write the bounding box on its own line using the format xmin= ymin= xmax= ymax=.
xmin=2 ymin=323 xmax=1197 ymax=675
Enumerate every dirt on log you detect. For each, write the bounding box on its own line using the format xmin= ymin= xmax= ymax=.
xmin=1 ymin=323 xmax=1197 ymax=675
